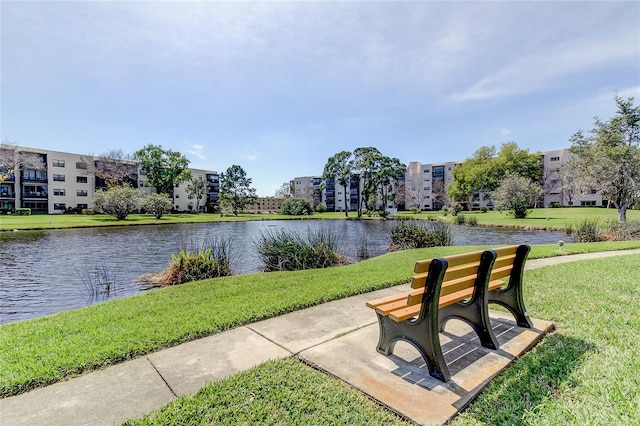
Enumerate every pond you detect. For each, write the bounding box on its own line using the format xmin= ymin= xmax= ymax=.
xmin=0 ymin=220 xmax=568 ymax=324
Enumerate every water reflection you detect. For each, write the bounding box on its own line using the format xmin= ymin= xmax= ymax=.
xmin=0 ymin=220 xmax=567 ymax=324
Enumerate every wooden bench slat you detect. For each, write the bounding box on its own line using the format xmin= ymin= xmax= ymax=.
xmin=411 ymin=273 xmax=428 ymax=289
xmin=490 ymin=265 xmax=514 ymax=280
xmin=494 ymin=246 xmax=518 ymax=257
xmin=493 ymin=254 xmax=517 ymax=269
xmin=413 ymin=259 xmax=432 ymax=274
xmin=443 ymin=263 xmax=482 ymax=281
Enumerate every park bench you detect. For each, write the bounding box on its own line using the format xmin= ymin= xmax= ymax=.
xmin=365 ymin=244 xmax=532 ymax=382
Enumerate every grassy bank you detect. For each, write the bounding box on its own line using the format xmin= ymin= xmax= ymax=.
xmin=1 ymin=241 xmax=639 ymax=398
xmin=0 ymin=212 xmax=348 ymax=231
xmin=2 ymin=207 xmax=639 ymax=232
xmin=124 ymin=253 xmax=640 ymax=425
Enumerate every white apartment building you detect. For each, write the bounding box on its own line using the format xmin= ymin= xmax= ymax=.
xmin=542 ymin=149 xmax=602 ymax=207
xmin=0 ymin=147 xmax=219 ymax=214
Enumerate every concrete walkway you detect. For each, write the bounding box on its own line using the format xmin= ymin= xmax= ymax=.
xmin=1 ymin=249 xmax=638 ymax=426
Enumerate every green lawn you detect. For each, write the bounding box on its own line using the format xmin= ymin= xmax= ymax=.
xmin=2 ymin=207 xmax=638 ymax=231
xmin=1 ymin=241 xmax=639 ymax=399
xmin=123 ymin=253 xmax=640 ymax=425
xmin=397 ymin=206 xmax=640 ymax=230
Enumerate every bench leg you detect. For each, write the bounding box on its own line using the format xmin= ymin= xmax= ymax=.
xmin=375 ymin=312 xmax=451 ymax=382
xmin=438 ymin=299 xmax=499 ymax=350
xmin=489 ymin=244 xmax=533 ymax=328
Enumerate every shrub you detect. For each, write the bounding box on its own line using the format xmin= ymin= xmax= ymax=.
xmin=82 ymin=209 xmax=95 ymax=215
xmin=480 ymin=207 xmax=488 ymax=213
xmin=142 ymin=193 xmax=173 ymax=219
xmin=568 ymin=218 xmax=604 ymax=242
xmin=548 ymin=202 xmax=562 ymax=208
xmin=602 ymin=220 xmax=640 ymax=241
xmin=92 ymin=184 xmax=145 ymax=220
xmin=255 ymin=227 xmax=346 ymax=272
xmin=410 ymin=207 xmax=420 ymax=214
xmin=492 ymin=173 xmax=543 ymax=218
xmin=279 ymin=198 xmax=313 ymax=215
xmin=15 ymin=208 xmax=31 ymax=216
xmin=467 ymin=216 xmax=478 ymax=226
xmin=158 ymin=238 xmax=233 ymax=285
xmin=455 ymin=215 xmax=466 ymax=225
xmin=389 ymin=220 xmax=452 ymax=251
xmin=314 ymin=202 xmax=327 ymax=213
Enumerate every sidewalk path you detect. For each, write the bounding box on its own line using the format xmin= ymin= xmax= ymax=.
xmin=1 ymin=249 xmax=638 ymax=425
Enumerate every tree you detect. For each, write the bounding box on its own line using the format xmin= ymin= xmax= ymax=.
xmin=352 ymin=147 xmax=381 ymax=218
xmin=219 ymin=165 xmax=257 ymax=216
xmin=448 ymin=143 xmax=541 ymax=210
xmin=186 ymin=176 xmax=207 ymax=213
xmin=405 ymin=173 xmax=427 ymax=210
xmin=80 ymin=149 xmax=137 ymax=188
xmin=279 ymin=197 xmax=313 ymax=215
xmin=0 ymin=140 xmax=46 ymax=184
xmin=569 ymin=95 xmax=640 ymax=222
xmin=274 ymin=182 xmax=291 ymax=198
xmin=134 ymin=144 xmax=191 ymax=195
xmin=142 ymin=193 xmax=173 ymax=219
xmin=448 ymin=147 xmax=495 ymax=210
xmin=92 ymin=184 xmax=145 ymax=220
xmin=367 ymin=155 xmax=406 ymax=218
xmin=491 ymin=173 xmax=542 ymax=218
xmin=322 ymin=151 xmax=354 ymax=217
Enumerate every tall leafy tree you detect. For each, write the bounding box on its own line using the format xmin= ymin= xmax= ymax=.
xmin=219 ymin=165 xmax=257 ymax=216
xmin=352 ymin=147 xmax=382 ymax=218
xmin=448 ymin=143 xmax=541 ymax=210
xmin=448 ymin=146 xmax=495 ymax=210
xmin=570 ymin=95 xmax=640 ymax=222
xmin=186 ymin=176 xmax=207 ymax=213
xmin=322 ymin=151 xmax=354 ymax=217
xmin=134 ymin=144 xmax=191 ymax=195
xmin=367 ymin=155 xmax=406 ymax=218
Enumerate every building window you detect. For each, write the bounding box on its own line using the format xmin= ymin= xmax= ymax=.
xmin=52 ymin=160 xmax=65 ymax=167
xmin=581 ymin=200 xmax=596 ymax=206
xmin=77 ymin=176 xmax=88 ymax=183
xmin=77 ymin=203 xmax=88 ymax=209
xmin=54 ymin=203 xmax=66 ymax=211
xmin=77 ymin=190 xmax=88 ymax=197
xmin=550 ymin=156 xmax=560 ymax=161
xmin=53 ymin=189 xmax=66 ymax=196
xmin=53 ymin=174 xmax=65 ymax=181
xmin=76 ymin=162 xmax=87 ymax=169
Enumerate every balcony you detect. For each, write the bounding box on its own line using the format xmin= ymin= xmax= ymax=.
xmin=22 ymin=191 xmax=48 ymax=199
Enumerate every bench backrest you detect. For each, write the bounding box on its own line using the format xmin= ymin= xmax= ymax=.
xmin=406 ymin=249 xmax=491 ymax=307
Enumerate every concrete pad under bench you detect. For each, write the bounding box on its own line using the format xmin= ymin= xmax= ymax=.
xmin=298 ymin=310 xmax=553 ymax=426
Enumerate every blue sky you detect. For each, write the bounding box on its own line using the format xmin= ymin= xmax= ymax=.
xmin=2 ymin=1 xmax=639 ymax=196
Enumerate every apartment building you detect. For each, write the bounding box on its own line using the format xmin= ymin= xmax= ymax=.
xmin=0 ymin=147 xmax=219 ymax=214
xmin=289 ymin=148 xmax=607 ymax=212
xmin=542 ymin=149 xmax=602 ymax=207
xmin=405 ymin=161 xmax=461 ymax=211
xmin=244 ymin=197 xmax=285 ymax=213
xmin=290 ymin=175 xmax=362 ymax=212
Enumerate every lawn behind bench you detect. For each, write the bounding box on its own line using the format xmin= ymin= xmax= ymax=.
xmin=122 ymin=253 xmax=640 ymax=425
